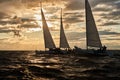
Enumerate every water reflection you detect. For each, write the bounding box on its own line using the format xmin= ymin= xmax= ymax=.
xmin=0 ymin=51 xmax=120 ymax=80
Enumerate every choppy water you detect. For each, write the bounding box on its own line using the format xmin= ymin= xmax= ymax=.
xmin=0 ymin=51 xmax=120 ymax=80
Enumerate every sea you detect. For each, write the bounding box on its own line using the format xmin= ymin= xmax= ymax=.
xmin=0 ymin=51 xmax=120 ymax=80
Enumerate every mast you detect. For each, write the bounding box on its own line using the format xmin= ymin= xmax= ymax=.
xmin=85 ymin=0 xmax=102 ymax=49
xmin=59 ymin=8 xmax=70 ymax=49
xmin=40 ymin=1 xmax=56 ymax=50
xmin=85 ymin=0 xmax=88 ymax=50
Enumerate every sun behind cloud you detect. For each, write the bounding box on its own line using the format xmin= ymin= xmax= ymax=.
xmin=34 ymin=12 xmax=54 ymax=28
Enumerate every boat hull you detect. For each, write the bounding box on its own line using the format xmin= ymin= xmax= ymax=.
xmin=35 ymin=51 xmax=108 ymax=57
xmin=73 ymin=49 xmax=109 ymax=57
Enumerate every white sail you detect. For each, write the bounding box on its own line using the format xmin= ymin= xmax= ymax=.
xmin=60 ymin=9 xmax=70 ymax=48
xmin=85 ymin=0 xmax=102 ymax=48
xmin=41 ymin=9 xmax=56 ymax=49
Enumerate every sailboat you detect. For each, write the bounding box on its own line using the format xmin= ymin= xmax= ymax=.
xmin=36 ymin=6 xmax=56 ymax=54
xmin=85 ymin=0 xmax=107 ymax=55
xmin=74 ymin=0 xmax=107 ymax=56
xmin=53 ymin=8 xmax=71 ymax=54
xmin=59 ymin=8 xmax=71 ymax=53
xmin=85 ymin=0 xmax=102 ymax=49
xmin=41 ymin=9 xmax=56 ymax=50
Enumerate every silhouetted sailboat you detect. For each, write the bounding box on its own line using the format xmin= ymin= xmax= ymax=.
xmin=85 ymin=0 xmax=102 ymax=49
xmin=59 ymin=9 xmax=70 ymax=49
xmin=85 ymin=0 xmax=107 ymax=55
xmin=55 ymin=8 xmax=71 ymax=54
xmin=74 ymin=0 xmax=107 ymax=55
xmin=41 ymin=9 xmax=56 ymax=50
xmin=36 ymin=2 xmax=56 ymax=54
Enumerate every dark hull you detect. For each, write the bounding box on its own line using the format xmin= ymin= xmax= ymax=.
xmin=75 ymin=52 xmax=108 ymax=57
xmin=35 ymin=50 xmax=109 ymax=57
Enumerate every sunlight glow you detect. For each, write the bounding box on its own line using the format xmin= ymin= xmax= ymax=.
xmin=28 ymin=28 xmax=42 ymax=32
xmin=34 ymin=14 xmax=53 ymax=28
xmin=34 ymin=14 xmax=41 ymax=21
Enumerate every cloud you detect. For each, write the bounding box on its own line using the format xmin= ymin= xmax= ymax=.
xmin=66 ymin=32 xmax=85 ymax=41
xmin=66 ymin=30 xmax=120 ymax=41
xmin=0 ymin=29 xmax=12 ymax=33
xmin=99 ymin=30 xmax=120 ymax=35
xmin=0 ymin=29 xmax=20 ymax=33
xmin=100 ymin=21 xmax=120 ymax=26
xmin=65 ymin=0 xmax=84 ymax=10
xmin=91 ymin=0 xmax=119 ymax=7
xmin=64 ymin=17 xmax=83 ymax=24
xmin=0 ymin=0 xmax=120 ymax=50
xmin=93 ymin=4 xmax=114 ymax=12
xmin=0 ymin=12 xmax=9 ymax=19
xmin=21 ymin=23 xmax=39 ymax=28
xmin=0 ymin=21 xmax=11 ymax=25
xmin=109 ymin=11 xmax=120 ymax=20
xmin=0 ymin=0 xmax=11 ymax=3
xmin=63 ymin=12 xmax=84 ymax=23
xmin=92 ymin=0 xmax=120 ymax=21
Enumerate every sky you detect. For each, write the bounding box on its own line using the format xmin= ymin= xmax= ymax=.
xmin=0 ymin=0 xmax=120 ymax=50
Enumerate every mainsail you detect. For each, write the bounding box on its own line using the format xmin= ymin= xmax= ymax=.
xmin=60 ymin=9 xmax=70 ymax=48
xmin=41 ymin=9 xmax=56 ymax=49
xmin=85 ymin=0 xmax=102 ymax=48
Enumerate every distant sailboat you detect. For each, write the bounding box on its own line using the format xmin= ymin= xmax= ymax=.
xmin=59 ymin=8 xmax=70 ymax=49
xmin=85 ymin=0 xmax=102 ymax=49
xmin=36 ymin=1 xmax=56 ymax=54
xmin=41 ymin=9 xmax=56 ymax=50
